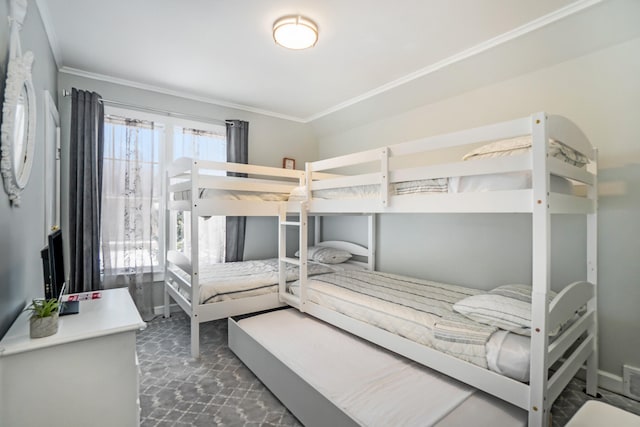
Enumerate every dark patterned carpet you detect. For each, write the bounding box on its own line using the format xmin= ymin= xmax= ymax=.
xmin=137 ymin=312 xmax=639 ymax=426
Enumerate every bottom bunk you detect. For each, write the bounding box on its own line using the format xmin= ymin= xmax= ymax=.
xmin=285 ymin=270 xmax=597 ymax=426
xmin=163 ymin=240 xmax=369 ymax=358
xmin=229 ymin=308 xmax=528 ymax=427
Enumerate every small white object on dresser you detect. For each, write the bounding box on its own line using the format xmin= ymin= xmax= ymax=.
xmin=0 ymin=288 xmax=146 ymax=427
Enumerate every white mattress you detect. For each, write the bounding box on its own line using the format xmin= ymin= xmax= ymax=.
xmin=289 ymin=270 xmax=532 ymax=381
xmin=237 ymin=309 xmax=526 ymax=427
xmin=290 ymin=172 xmax=574 ymax=201
xmin=174 ymin=188 xmax=290 ymax=201
xmin=451 ymin=171 xmax=573 ymax=194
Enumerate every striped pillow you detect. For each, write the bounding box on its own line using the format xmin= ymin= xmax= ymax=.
xmin=462 ymin=136 xmax=589 ymax=167
xmin=453 ymin=284 xmax=558 ymax=336
xmin=295 ymin=246 xmax=352 ymax=264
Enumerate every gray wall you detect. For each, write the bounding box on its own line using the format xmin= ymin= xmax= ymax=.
xmin=57 ymin=72 xmax=319 ymax=307
xmin=313 ymin=37 xmax=640 ymax=381
xmin=0 ymin=0 xmax=59 ymax=338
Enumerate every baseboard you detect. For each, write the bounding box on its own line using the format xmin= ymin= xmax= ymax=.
xmin=598 ymin=370 xmax=625 ymax=395
xmin=153 ymin=303 xmax=183 ymax=316
xmin=577 ymin=366 xmax=624 ymax=395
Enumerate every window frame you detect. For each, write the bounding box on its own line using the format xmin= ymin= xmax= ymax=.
xmin=102 ymin=106 xmax=226 ymax=281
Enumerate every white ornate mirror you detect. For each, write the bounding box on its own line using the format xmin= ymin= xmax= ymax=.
xmin=1 ymin=0 xmax=36 ymax=206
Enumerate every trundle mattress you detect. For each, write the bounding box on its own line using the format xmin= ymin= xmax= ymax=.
xmin=232 ymin=309 xmax=526 ymax=427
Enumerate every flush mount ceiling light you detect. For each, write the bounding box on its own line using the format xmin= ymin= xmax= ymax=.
xmin=273 ymin=15 xmax=318 ymax=50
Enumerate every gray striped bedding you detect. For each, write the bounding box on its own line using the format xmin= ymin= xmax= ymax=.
xmin=288 ymin=270 xmax=498 ymax=368
xmin=175 ymin=259 xmax=338 ymax=304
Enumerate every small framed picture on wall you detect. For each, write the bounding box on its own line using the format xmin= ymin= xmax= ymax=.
xmin=283 ymin=157 xmax=296 ymax=170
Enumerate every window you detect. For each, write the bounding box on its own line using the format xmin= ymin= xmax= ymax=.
xmin=172 ymin=126 xmax=227 ymax=265
xmin=100 ymin=107 xmax=226 ymax=279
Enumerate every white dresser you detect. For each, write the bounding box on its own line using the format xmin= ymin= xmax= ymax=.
xmin=0 ymin=288 xmax=146 ymax=427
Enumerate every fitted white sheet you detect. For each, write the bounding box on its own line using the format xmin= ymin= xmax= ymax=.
xmin=451 ymin=171 xmax=573 ymax=194
xmin=486 ymin=330 xmax=531 ymax=382
xmin=237 ymin=309 xmax=526 ymax=427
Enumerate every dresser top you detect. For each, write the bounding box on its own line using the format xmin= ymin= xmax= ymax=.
xmin=0 ymin=288 xmax=146 ymax=356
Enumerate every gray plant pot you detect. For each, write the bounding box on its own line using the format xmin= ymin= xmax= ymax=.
xmin=29 ymin=312 xmax=59 ymax=338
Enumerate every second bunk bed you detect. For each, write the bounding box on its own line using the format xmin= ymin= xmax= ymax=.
xmin=163 ymin=157 xmax=375 ymax=357
xmin=230 ymin=112 xmax=598 ymax=427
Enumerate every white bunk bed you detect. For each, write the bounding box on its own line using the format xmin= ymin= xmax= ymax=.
xmin=163 ymin=158 xmax=304 ymax=358
xmin=268 ymin=112 xmax=598 ymax=427
xmin=163 ymin=157 xmax=375 ymax=358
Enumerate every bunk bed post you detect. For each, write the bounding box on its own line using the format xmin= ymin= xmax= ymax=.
xmin=278 ymin=204 xmax=287 ymax=299
xmin=585 ymin=148 xmax=599 ymax=396
xmin=314 ymin=215 xmax=321 ymax=246
xmin=367 ymin=214 xmax=376 ymax=271
xmin=380 ymin=148 xmax=389 ymax=208
xmin=299 ymin=202 xmax=309 ymax=312
xmin=529 ymin=112 xmax=551 ymax=427
xmin=304 ymin=161 xmax=312 ymax=202
xmin=190 ymin=159 xmax=201 ymax=358
xmin=164 ymin=169 xmax=171 ymax=318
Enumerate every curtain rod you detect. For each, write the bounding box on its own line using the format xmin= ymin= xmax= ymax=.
xmin=62 ymin=89 xmax=226 ymax=126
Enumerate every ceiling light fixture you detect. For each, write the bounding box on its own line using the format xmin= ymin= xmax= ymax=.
xmin=273 ymin=15 xmax=318 ymax=50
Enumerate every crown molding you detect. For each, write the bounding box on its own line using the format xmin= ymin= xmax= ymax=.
xmin=304 ymin=0 xmax=604 ymax=122
xmin=59 ymin=67 xmax=306 ymax=123
xmin=43 ymin=0 xmax=603 ymax=124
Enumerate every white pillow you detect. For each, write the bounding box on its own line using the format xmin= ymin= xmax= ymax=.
xmin=462 ymin=136 xmax=588 ymax=167
xmin=453 ymin=284 xmax=558 ymax=336
xmin=295 ymin=246 xmax=352 ymax=264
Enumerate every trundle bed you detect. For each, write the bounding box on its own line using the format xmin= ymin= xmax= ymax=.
xmin=228 ymin=113 xmax=598 ymax=427
xmin=229 ymin=308 xmax=528 ymax=426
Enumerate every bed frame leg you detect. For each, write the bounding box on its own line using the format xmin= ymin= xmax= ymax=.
xmin=528 ymin=401 xmax=549 ymax=427
xmin=585 ymin=344 xmax=599 ymax=396
xmin=163 ymin=286 xmax=171 ymax=318
xmin=191 ymin=316 xmax=200 ymax=359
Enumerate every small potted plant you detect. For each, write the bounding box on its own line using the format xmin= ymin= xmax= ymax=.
xmin=24 ymin=298 xmax=59 ymax=338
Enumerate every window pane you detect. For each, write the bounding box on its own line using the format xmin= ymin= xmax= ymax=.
xmin=101 ymin=115 xmax=163 ymax=273
xmin=172 ymin=125 xmax=227 ymax=263
xmin=173 ymin=126 xmax=226 ymax=162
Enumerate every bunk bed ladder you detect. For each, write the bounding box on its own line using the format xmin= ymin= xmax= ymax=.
xmin=278 ymin=202 xmax=309 ymax=310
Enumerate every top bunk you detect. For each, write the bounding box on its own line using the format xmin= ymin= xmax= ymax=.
xmin=166 ymin=157 xmax=306 ymax=216
xmin=304 ymin=112 xmax=597 ymax=215
xmin=166 ymin=112 xmax=597 ymax=216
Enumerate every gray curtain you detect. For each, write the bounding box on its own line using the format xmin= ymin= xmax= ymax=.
xmin=225 ymin=120 xmax=249 ymax=262
xmin=69 ymin=89 xmax=104 ymax=293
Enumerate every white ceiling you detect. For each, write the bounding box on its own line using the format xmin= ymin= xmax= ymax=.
xmin=37 ymin=0 xmax=640 ymax=123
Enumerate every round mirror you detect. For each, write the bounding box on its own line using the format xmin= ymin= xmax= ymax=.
xmin=1 ymin=51 xmax=36 ymax=206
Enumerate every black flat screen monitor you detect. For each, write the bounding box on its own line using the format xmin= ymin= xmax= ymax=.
xmin=41 ymin=246 xmax=53 ymax=299
xmin=47 ymin=229 xmax=65 ymax=298
xmin=44 ymin=229 xmax=79 ymax=315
